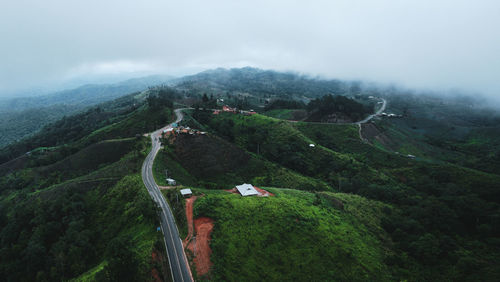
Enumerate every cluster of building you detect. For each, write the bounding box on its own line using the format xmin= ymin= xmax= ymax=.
xmin=162 ymin=125 xmax=207 ymax=138
xmin=212 ymin=105 xmax=257 ymax=116
xmin=178 ymin=183 xmax=269 ymax=198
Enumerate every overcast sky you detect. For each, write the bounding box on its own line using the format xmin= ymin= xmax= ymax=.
xmin=1 ymin=0 xmax=500 ymax=100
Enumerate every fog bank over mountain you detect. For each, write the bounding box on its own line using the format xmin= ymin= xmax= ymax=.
xmin=1 ymin=0 xmax=499 ymax=103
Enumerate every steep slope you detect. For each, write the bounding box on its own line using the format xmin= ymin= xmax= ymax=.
xmin=0 ymin=91 xmax=178 ymax=281
xmin=180 ymin=109 xmax=500 ymax=281
xmin=0 ymin=75 xmax=173 ymax=148
xmin=193 ymin=188 xmax=395 ymax=281
xmin=154 ymin=133 xmax=327 ymax=190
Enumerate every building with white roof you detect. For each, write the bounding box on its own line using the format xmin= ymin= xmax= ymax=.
xmin=235 ymin=183 xmax=259 ymax=197
xmin=180 ymin=188 xmax=192 ymax=197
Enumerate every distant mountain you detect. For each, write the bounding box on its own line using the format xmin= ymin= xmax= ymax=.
xmin=0 ymin=75 xmax=174 ymax=147
xmin=0 ymin=75 xmax=174 ymax=113
xmin=174 ymin=67 xmax=351 ymax=99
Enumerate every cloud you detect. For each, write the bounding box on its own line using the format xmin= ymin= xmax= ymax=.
xmin=1 ymin=0 xmax=500 ymax=101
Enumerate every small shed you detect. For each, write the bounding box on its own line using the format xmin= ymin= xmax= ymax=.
xmin=180 ymin=188 xmax=192 ymax=198
xmin=166 ymin=178 xmax=176 ymax=186
xmin=235 ymin=183 xmax=259 ymax=197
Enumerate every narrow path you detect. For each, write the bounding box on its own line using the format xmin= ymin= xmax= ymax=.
xmin=355 ymin=98 xmax=387 ymax=125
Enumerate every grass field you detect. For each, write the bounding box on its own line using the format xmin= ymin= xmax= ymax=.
xmin=192 ymin=187 xmax=395 ymax=281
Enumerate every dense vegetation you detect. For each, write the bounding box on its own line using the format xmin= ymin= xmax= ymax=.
xmin=0 ymin=75 xmax=172 ymax=148
xmin=0 ymin=89 xmax=177 ymax=281
xmin=176 ymin=106 xmax=500 ymax=281
xmin=0 ymin=104 xmax=79 ymax=147
xmin=177 ymin=67 xmax=350 ymax=99
xmin=194 ymin=188 xmax=394 ymax=281
xmin=264 ymin=99 xmax=305 ymax=111
xmin=0 ymin=174 xmax=160 ymax=281
xmin=153 ymin=132 xmax=326 ymax=191
xmin=306 ymin=94 xmax=372 ymax=122
xmin=1 ymin=67 xmax=500 ymax=281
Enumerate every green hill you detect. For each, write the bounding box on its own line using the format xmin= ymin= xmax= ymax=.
xmin=154 ymin=133 xmax=327 ymax=191
xmin=192 ymin=187 xmax=394 ymax=281
xmin=1 ymin=68 xmax=499 ymax=281
xmin=177 ymin=108 xmax=500 ymax=281
xmin=0 ymin=90 xmax=177 ymax=281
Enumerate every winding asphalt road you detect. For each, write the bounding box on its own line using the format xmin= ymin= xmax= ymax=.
xmin=142 ymin=109 xmax=193 ymax=282
xmin=356 ymin=98 xmax=387 ymax=124
xmin=356 ymin=98 xmax=386 ymax=142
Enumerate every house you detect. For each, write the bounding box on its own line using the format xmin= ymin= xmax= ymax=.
xmin=222 ymin=105 xmax=237 ymax=113
xmin=180 ymin=188 xmax=192 ymax=198
xmin=235 ymin=183 xmax=259 ymax=197
xmin=166 ymin=178 xmax=176 ymax=185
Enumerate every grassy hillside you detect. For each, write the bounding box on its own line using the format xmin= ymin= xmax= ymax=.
xmin=0 ymin=90 xmax=178 ymax=281
xmin=193 ymin=187 xmax=395 ymax=281
xmin=197 ymin=111 xmax=390 ymax=188
xmin=0 ymin=75 xmax=175 ymax=148
xmin=153 ymin=133 xmax=327 ymax=190
xmin=177 ymin=109 xmax=500 ymax=281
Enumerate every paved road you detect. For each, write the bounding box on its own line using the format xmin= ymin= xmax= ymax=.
xmin=356 ymin=98 xmax=387 ymax=124
xmin=142 ymin=109 xmax=192 ymax=282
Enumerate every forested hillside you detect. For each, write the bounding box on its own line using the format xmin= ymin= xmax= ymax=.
xmin=0 ymin=88 xmax=179 ymax=281
xmin=0 ymin=75 xmax=173 ymax=148
xmin=155 ymin=96 xmax=500 ymax=280
xmin=1 ymin=68 xmax=499 ymax=281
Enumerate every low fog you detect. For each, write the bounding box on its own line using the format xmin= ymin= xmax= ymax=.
xmin=1 ymin=0 xmax=499 ymax=102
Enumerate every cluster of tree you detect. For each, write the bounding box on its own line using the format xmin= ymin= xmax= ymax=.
xmin=146 ymin=87 xmax=178 ymax=109
xmin=264 ymin=99 xmax=305 ymax=111
xmin=196 ymin=112 xmax=500 ymax=280
xmin=0 ymin=93 xmax=142 ymax=164
xmin=306 ymin=94 xmax=371 ymax=122
xmin=177 ymin=67 xmax=350 ymax=99
xmin=0 ymin=175 xmax=158 ymax=281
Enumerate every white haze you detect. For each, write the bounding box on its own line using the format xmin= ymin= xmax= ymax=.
xmin=1 ymin=0 xmax=499 ymax=103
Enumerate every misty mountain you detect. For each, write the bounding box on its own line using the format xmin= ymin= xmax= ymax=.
xmin=0 ymin=75 xmax=174 ymax=147
xmin=175 ymin=67 xmax=352 ymax=99
xmin=0 ymin=75 xmax=174 ymax=113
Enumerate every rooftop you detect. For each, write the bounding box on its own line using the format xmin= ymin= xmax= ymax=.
xmin=235 ymin=183 xmax=259 ymax=197
xmin=180 ymin=188 xmax=192 ymax=196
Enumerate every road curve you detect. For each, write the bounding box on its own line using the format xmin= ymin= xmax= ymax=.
xmin=142 ymin=109 xmax=193 ymax=282
xmin=356 ymin=98 xmax=387 ymax=124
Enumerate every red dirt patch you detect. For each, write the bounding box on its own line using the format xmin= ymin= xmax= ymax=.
xmin=254 ymin=186 xmax=275 ymax=197
xmin=189 ymin=217 xmax=214 ymax=276
xmin=183 ymin=196 xmax=198 ymax=247
xmin=183 ymin=196 xmax=214 ymax=277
